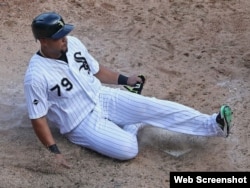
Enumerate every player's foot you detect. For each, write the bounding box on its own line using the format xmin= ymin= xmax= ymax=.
xmin=216 ymin=105 xmax=233 ymax=137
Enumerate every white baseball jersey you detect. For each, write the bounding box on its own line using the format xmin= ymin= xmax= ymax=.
xmin=24 ymin=36 xmax=224 ymax=160
xmin=24 ymin=36 xmax=101 ymax=134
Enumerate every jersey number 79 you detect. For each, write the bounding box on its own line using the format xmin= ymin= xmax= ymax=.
xmin=50 ymin=77 xmax=73 ymax=96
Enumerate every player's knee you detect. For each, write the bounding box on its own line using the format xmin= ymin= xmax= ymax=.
xmin=117 ymin=148 xmax=139 ymax=161
xmin=116 ymin=141 xmax=139 ymax=161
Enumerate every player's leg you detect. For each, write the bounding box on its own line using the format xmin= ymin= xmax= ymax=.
xmin=101 ymin=87 xmax=227 ymax=137
xmin=65 ymin=106 xmax=139 ymax=160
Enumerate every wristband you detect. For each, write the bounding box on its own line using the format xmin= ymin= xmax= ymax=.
xmin=47 ymin=144 xmax=61 ymax=154
xmin=118 ymin=74 xmax=128 ymax=85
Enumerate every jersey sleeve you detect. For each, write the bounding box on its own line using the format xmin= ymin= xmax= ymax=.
xmin=24 ymin=81 xmax=49 ymax=119
xmin=84 ymin=51 xmax=100 ymax=74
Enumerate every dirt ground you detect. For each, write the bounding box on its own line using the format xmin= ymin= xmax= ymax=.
xmin=0 ymin=0 xmax=249 ymax=187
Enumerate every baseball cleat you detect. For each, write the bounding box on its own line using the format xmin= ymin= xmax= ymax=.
xmin=217 ymin=105 xmax=233 ymax=137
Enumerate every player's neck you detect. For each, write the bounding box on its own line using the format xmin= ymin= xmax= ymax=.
xmin=40 ymin=48 xmax=61 ymax=59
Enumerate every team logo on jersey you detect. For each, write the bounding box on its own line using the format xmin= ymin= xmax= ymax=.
xmin=74 ymin=52 xmax=90 ymax=74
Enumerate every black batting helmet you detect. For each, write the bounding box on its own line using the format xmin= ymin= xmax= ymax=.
xmin=31 ymin=12 xmax=74 ymax=40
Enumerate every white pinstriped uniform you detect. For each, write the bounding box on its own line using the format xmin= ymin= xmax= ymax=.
xmin=24 ymin=36 xmax=224 ymax=160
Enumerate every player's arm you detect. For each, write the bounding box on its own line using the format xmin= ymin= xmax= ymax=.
xmin=31 ymin=117 xmax=71 ymax=168
xmin=94 ymin=64 xmax=119 ymax=84
xmin=94 ymin=64 xmax=143 ymax=86
xmin=31 ymin=117 xmax=55 ymax=147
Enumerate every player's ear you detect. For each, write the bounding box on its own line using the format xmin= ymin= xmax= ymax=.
xmin=39 ymin=38 xmax=48 ymax=45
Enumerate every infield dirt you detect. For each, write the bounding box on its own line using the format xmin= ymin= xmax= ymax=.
xmin=0 ymin=0 xmax=249 ymax=187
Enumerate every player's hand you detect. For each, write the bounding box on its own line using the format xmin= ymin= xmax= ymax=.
xmin=124 ymin=75 xmax=146 ymax=94
xmin=54 ymin=154 xmax=72 ymax=169
xmin=127 ymin=75 xmax=145 ymax=86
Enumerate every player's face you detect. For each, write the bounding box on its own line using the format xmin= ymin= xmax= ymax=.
xmin=41 ymin=36 xmax=68 ymax=58
xmin=49 ymin=36 xmax=68 ymax=53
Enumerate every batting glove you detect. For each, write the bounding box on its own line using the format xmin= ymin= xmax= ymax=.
xmin=124 ymin=75 xmax=145 ymax=94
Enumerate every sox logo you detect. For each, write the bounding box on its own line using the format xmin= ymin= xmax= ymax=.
xmin=74 ymin=51 xmax=90 ymax=74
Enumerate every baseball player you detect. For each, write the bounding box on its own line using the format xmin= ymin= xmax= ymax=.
xmin=24 ymin=12 xmax=233 ymax=168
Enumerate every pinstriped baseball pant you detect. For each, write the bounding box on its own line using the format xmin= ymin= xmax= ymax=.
xmin=65 ymin=86 xmax=224 ymax=160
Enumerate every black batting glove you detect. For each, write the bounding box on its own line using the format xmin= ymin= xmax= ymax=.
xmin=124 ymin=75 xmax=145 ymax=94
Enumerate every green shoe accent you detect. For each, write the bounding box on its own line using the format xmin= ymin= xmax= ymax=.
xmin=220 ymin=105 xmax=233 ymax=137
